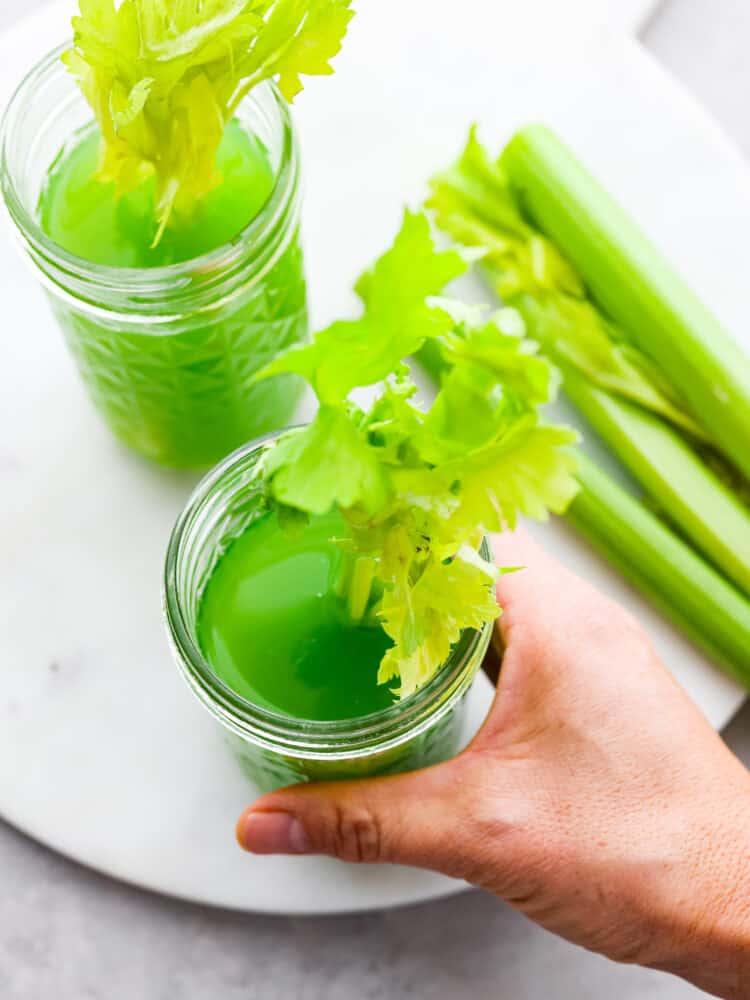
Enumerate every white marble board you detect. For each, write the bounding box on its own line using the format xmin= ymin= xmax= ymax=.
xmin=0 ymin=0 xmax=747 ymax=914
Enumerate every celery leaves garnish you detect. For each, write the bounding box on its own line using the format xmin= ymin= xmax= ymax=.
xmin=256 ymin=212 xmax=466 ymax=403
xmin=64 ymin=0 xmax=354 ymax=242
xmin=253 ymin=211 xmax=579 ymax=698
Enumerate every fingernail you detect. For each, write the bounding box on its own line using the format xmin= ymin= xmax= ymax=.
xmin=236 ymin=811 xmax=310 ymax=855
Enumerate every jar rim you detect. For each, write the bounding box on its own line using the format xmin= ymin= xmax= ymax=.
xmin=164 ymin=431 xmax=493 ymax=759
xmin=0 ymin=42 xmax=299 ymax=307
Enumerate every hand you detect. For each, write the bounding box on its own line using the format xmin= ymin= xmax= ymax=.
xmin=236 ymin=532 xmax=750 ymax=998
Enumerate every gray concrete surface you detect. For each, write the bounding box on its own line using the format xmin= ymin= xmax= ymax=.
xmin=2 ymin=1 xmax=750 ymax=997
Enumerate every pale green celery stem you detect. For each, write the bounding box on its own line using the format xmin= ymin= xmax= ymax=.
xmin=562 ymin=367 xmax=750 ymax=598
xmin=501 ymin=125 xmax=750 ymax=481
xmin=569 ymin=457 xmax=750 ymax=688
xmin=510 ymin=291 xmax=709 ymax=445
xmin=333 ymin=553 xmax=353 ymax=600
xmin=347 ymin=556 xmax=376 ymax=623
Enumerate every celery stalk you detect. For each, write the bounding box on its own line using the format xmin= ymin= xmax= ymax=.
xmin=560 ymin=368 xmax=750 ymax=597
xmin=509 ymin=288 xmax=750 ymax=595
xmin=569 ymin=457 xmax=750 ymax=687
xmin=501 ymin=125 xmax=750 ymax=481
xmin=347 ymin=556 xmax=376 ymax=624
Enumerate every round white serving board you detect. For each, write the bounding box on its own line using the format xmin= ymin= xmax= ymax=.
xmin=1 ymin=0 xmax=747 ymax=915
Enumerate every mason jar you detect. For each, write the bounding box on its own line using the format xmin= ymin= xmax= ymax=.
xmin=164 ymin=433 xmax=493 ymax=792
xmin=0 ymin=45 xmax=307 ymax=468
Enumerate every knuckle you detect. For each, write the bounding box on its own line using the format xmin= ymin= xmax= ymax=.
xmin=326 ymin=803 xmax=383 ymax=864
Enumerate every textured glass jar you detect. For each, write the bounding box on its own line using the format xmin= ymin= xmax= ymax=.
xmin=164 ymin=433 xmax=493 ymax=792
xmin=0 ymin=46 xmax=307 ymax=468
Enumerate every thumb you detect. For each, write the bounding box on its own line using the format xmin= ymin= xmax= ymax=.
xmin=236 ymin=757 xmax=486 ymax=877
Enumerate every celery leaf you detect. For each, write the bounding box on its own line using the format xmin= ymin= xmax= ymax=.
xmin=65 ymin=0 xmax=354 ymax=238
xmin=254 ymin=211 xmax=466 ymax=403
xmin=261 ymin=405 xmax=390 ymax=515
xmin=254 ymin=211 xmax=579 ymax=698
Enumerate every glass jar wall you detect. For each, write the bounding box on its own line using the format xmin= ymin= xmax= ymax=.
xmin=164 ymin=434 xmax=493 ymax=792
xmin=0 ymin=47 xmax=307 ymax=468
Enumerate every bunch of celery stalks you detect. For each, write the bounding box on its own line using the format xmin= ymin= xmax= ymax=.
xmin=422 ymin=124 xmax=750 ymax=687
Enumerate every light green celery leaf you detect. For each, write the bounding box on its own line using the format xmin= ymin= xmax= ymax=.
xmin=236 ymin=0 xmax=356 ymax=103
xmin=253 ymin=211 xmax=467 ymax=403
xmin=261 ymin=406 xmax=390 ymax=515
xmin=440 ymin=317 xmax=556 ymax=410
xmin=354 ymin=211 xmax=467 ymax=325
xmin=378 ymin=545 xmax=499 ymax=698
xmin=415 ymin=551 xmax=499 ymax=624
xmin=361 ymin=373 xmax=426 ymax=465
xmin=414 ymin=310 xmax=562 ymax=466
xmin=429 ymin=126 xmax=583 ymax=299
xmin=430 ymin=298 xmax=525 ymax=339
xmin=514 ymin=294 xmax=708 ymax=443
xmin=110 ymin=76 xmax=155 ymax=129
xmin=136 ymin=1 xmax=264 ymax=60
xmin=429 ymin=128 xmax=710 ymax=443
xmin=65 ymin=0 xmax=354 ymax=238
xmin=416 ymin=364 xmax=512 ymax=464
xmin=386 ymin=467 xmax=460 ymax=524
xmin=377 ymin=632 xmax=450 ymax=695
xmin=444 ymin=416 xmax=580 ymax=535
xmin=373 ymin=526 xmax=430 ymax=688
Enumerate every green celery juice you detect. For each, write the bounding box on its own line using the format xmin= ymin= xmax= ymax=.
xmin=198 ymin=512 xmax=396 ymax=721
xmin=36 ymin=120 xmax=307 ymax=468
xmin=40 ymin=121 xmax=274 ymax=268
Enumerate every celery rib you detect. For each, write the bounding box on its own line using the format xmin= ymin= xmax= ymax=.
xmin=501 ymin=124 xmax=750 ymax=482
xmin=347 ymin=556 xmax=376 ymax=624
xmin=569 ymin=457 xmax=750 ymax=688
xmin=561 ymin=368 xmax=750 ymax=598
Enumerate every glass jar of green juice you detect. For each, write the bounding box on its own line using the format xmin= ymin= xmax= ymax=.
xmin=164 ymin=433 xmax=493 ymax=793
xmin=0 ymin=45 xmax=307 ymax=468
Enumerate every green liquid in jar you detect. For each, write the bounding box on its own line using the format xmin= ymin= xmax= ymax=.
xmin=37 ymin=121 xmax=307 ymax=468
xmin=40 ymin=121 xmax=276 ymax=267
xmin=195 ymin=510 xmax=482 ymax=790
xmin=198 ymin=512 xmax=396 ymax=721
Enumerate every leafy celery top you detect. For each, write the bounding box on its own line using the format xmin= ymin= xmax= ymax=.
xmin=64 ymin=0 xmax=354 ymax=241
xmin=427 ymin=127 xmax=712 ymax=445
xmin=252 ymin=212 xmax=580 ymax=698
